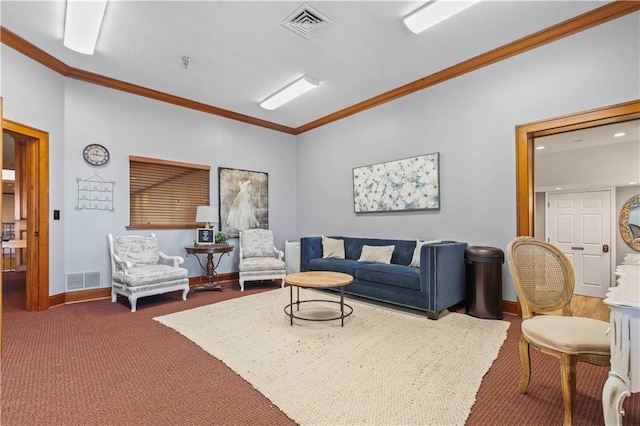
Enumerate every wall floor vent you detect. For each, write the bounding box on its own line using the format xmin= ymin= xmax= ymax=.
xmin=281 ymin=3 xmax=332 ymax=40
xmin=66 ymin=273 xmax=85 ymax=291
xmin=66 ymin=271 xmax=102 ymax=291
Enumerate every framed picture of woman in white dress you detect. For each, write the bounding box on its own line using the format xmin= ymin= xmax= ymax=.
xmin=218 ymin=167 xmax=269 ymax=238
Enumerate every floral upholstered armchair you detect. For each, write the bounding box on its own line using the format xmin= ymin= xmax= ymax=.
xmin=107 ymin=233 xmax=190 ymax=312
xmin=238 ymin=229 xmax=285 ymax=291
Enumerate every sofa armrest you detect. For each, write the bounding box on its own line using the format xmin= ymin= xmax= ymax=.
xmin=419 ymin=241 xmax=467 ymax=314
xmin=300 ymin=237 xmax=323 ymax=271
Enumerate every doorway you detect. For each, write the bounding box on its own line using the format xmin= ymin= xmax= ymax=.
xmin=516 ymin=100 xmax=640 ymax=237
xmin=1 ymin=119 xmax=49 ymax=312
xmin=514 ymin=101 xmax=639 ymax=315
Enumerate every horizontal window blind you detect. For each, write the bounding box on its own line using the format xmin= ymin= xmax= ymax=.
xmin=130 ymin=156 xmax=210 ymax=227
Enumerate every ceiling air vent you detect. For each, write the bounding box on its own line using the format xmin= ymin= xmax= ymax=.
xmin=281 ymin=3 xmax=333 ymax=40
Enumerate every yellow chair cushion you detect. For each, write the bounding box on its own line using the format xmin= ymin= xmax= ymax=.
xmin=522 ymin=315 xmax=610 ymax=355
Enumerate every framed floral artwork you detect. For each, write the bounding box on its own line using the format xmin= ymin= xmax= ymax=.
xmin=218 ymin=167 xmax=269 ymax=238
xmin=353 ymin=152 xmax=440 ymax=213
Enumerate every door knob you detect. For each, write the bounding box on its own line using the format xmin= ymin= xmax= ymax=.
xmin=603 ymin=244 xmax=609 ymax=253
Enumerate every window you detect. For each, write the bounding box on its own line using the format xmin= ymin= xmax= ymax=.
xmin=129 ymin=156 xmax=210 ymax=229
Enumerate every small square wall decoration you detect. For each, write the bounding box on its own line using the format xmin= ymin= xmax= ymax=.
xmin=353 ymin=152 xmax=440 ymax=213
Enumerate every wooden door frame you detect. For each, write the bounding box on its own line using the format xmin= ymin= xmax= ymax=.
xmin=2 ymin=118 xmax=50 ymax=311
xmin=515 ymin=100 xmax=640 ymax=237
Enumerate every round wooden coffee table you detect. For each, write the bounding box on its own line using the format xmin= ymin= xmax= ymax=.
xmin=284 ymin=271 xmax=354 ymax=326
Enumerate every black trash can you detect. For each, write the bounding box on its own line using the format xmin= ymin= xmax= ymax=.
xmin=465 ymin=246 xmax=504 ymax=320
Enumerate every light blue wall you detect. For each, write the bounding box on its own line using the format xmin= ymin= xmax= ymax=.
xmin=1 ymin=12 xmax=638 ymax=300
xmin=1 ymin=47 xmax=66 ymax=295
xmin=295 ymin=13 xmax=640 ymax=302
xmin=2 ymin=48 xmax=297 ymax=295
xmin=62 ymin=81 xmax=297 ymax=290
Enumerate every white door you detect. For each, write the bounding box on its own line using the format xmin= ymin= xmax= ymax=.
xmin=547 ymin=190 xmax=611 ymax=297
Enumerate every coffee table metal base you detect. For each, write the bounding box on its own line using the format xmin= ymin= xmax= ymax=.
xmin=284 ymin=285 xmax=353 ymax=327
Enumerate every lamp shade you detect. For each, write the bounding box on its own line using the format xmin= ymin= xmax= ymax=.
xmin=195 ymin=205 xmax=217 ymax=227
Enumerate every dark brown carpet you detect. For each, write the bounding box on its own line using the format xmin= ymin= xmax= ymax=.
xmin=1 ymin=272 xmax=638 ymax=425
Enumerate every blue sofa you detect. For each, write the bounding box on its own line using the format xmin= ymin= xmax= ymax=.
xmin=300 ymin=236 xmax=467 ymax=319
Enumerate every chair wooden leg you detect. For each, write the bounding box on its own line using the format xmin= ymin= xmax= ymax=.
xmin=181 ymin=287 xmax=189 ymax=300
xmin=518 ymin=335 xmax=531 ymax=394
xmin=560 ymin=353 xmax=577 ymax=426
xmin=129 ymin=295 xmax=137 ymax=313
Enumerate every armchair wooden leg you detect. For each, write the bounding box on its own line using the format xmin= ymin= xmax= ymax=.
xmin=181 ymin=287 xmax=189 ymax=301
xmin=518 ymin=336 xmax=531 ymax=394
xmin=560 ymin=353 xmax=577 ymax=426
xmin=111 ymin=289 xmax=117 ymax=303
xmin=129 ymin=296 xmax=138 ymax=313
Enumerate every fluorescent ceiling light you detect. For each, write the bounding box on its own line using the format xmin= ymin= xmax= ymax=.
xmin=403 ymin=0 xmax=483 ymax=35
xmin=2 ymin=170 xmax=15 ymax=181
xmin=614 ymin=132 xmax=626 ymax=137
xmin=260 ymin=75 xmax=320 ymax=110
xmin=63 ymin=0 xmax=108 ymax=55
xmin=536 ymin=146 xmax=545 ymax=150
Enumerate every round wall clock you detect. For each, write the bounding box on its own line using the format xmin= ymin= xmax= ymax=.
xmin=83 ymin=144 xmax=110 ymax=166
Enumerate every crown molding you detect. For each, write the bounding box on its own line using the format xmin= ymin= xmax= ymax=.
xmin=1 ymin=27 xmax=296 ymax=135
xmin=2 ymin=1 xmax=639 ymax=135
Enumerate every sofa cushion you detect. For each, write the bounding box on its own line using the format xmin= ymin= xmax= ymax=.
xmin=322 ymin=235 xmax=345 ymax=259
xmin=410 ymin=239 xmax=442 ymax=267
xmin=358 ymin=245 xmax=395 ymax=264
xmin=113 ymin=264 xmax=188 ymax=287
xmin=355 ymin=264 xmax=420 ymax=290
xmin=114 ymin=235 xmax=160 ymax=265
xmin=239 ymin=257 xmax=285 ymax=272
xmin=309 ymin=258 xmax=361 ymax=276
xmin=241 ymin=229 xmax=275 ymax=258
xmin=343 ymin=238 xmax=415 ymax=264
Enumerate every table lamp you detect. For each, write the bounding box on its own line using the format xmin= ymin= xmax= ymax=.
xmin=196 ymin=205 xmax=217 ymax=229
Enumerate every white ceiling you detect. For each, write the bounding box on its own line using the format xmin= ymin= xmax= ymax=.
xmin=0 ymin=0 xmax=613 ymax=129
xmin=536 ymin=120 xmax=640 ymax=154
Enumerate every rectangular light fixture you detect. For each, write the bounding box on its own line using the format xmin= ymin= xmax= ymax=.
xmin=63 ymin=0 xmax=108 ymax=55
xmin=260 ymin=75 xmax=320 ymax=110
xmin=403 ymin=0 xmax=483 ymax=35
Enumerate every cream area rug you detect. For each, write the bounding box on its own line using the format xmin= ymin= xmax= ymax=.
xmin=154 ymin=288 xmax=509 ymax=426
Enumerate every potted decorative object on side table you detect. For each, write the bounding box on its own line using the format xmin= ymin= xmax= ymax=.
xmin=215 ymin=231 xmax=227 ymax=244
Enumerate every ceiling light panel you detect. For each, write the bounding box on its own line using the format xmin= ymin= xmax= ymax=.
xmin=260 ymin=76 xmax=320 ymax=111
xmin=63 ymin=0 xmax=108 ymax=55
xmin=403 ymin=0 xmax=483 ymax=35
